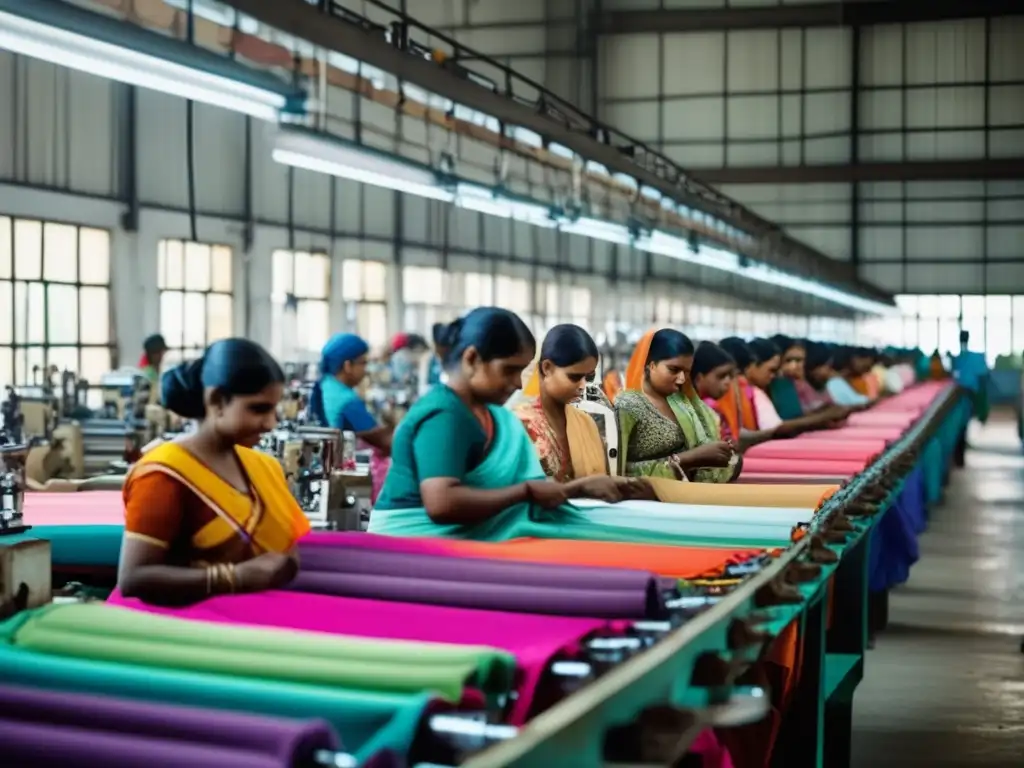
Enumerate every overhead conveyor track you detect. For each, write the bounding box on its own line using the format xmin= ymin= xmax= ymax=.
xmin=220 ymin=0 xmax=892 ymax=305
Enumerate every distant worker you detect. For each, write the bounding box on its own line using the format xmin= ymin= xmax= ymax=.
xmin=951 ymin=330 xmax=990 ymax=467
xmin=138 ymin=334 xmax=168 ymax=404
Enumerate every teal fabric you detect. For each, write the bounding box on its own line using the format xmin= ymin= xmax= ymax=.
xmin=369 ymin=390 xmax=782 ymax=549
xmin=0 ymin=645 xmax=430 ymax=762
xmin=921 ymin=438 xmax=943 ymax=505
xmin=321 ymin=375 xmax=377 ymax=433
xmin=768 ymin=377 xmax=804 ymax=420
xmin=11 ymin=526 xmax=121 ymax=568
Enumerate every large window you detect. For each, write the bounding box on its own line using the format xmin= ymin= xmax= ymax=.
xmin=402 ymin=266 xmax=448 ymax=338
xmin=871 ymin=294 xmax=1024 ymax=364
xmin=271 ymin=249 xmax=330 ymax=362
xmin=0 ymin=217 xmax=113 ymax=389
xmin=342 ymin=259 xmax=388 ymax=351
xmin=157 ymin=240 xmax=233 ymax=365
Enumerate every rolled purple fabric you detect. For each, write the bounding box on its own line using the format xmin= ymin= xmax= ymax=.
xmin=299 ymin=537 xmax=656 ymax=590
xmin=290 ymin=570 xmax=665 ymax=618
xmin=0 ymin=684 xmax=338 ymax=765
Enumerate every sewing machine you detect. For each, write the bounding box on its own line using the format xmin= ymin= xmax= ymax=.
xmin=258 ymin=425 xmax=370 ymax=530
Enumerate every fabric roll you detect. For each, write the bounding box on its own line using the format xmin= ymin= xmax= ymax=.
xmin=389 ymin=538 xmax=765 ymax=580
xmin=109 ymin=590 xmax=621 ymax=725
xmin=298 ymin=539 xmax=656 ymax=591
xmin=739 ymin=457 xmax=867 ymax=476
xmin=743 ymin=440 xmax=887 ymax=462
xmin=2 ymin=603 xmax=515 ymax=704
xmin=846 ymin=412 xmax=917 ymax=427
xmin=736 ymin=473 xmax=850 ymax=485
xmin=641 ymin=479 xmax=838 ymax=509
xmin=289 ymin=570 xmax=663 ymax=619
xmin=0 ymin=645 xmax=433 ymax=762
xmin=22 ymin=491 xmax=124 ymax=524
xmin=793 ymin=427 xmax=902 ymax=441
xmin=0 ymin=683 xmax=338 ymax=766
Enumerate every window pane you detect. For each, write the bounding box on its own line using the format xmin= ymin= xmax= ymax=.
xmin=183 ymin=292 xmax=207 ymax=346
xmin=987 ymin=317 xmax=1011 ymax=364
xmin=15 ymin=346 xmax=46 ymax=386
xmin=210 ymin=246 xmax=232 ymax=292
xmin=14 ymin=219 xmax=42 ymax=280
xmin=81 ymin=347 xmax=112 ymax=389
xmin=48 ymin=346 xmax=78 ymax=375
xmin=206 ymin=293 xmax=233 ymax=343
xmin=297 ymin=299 xmax=330 ymax=353
xmin=47 ymin=284 xmax=79 ymax=344
xmin=160 ymin=240 xmax=184 ymax=290
xmin=272 ymin=249 xmax=294 ymax=299
xmin=14 ymin=281 xmax=45 ymax=344
xmin=79 ymin=228 xmax=110 ymax=285
xmin=0 ymin=281 xmax=10 ymax=344
xmin=918 ymin=318 xmax=938 ymax=353
xmin=938 ymin=320 xmax=960 ymax=358
xmin=961 ymin=295 xmax=985 ymax=318
xmin=342 ymin=260 xmax=363 ymax=301
xmin=79 ymin=287 xmax=110 ymax=344
xmin=938 ymin=295 xmax=960 ymax=319
xmin=184 ymin=243 xmax=211 ymax=291
xmin=160 ymin=290 xmax=185 ymax=348
xmin=0 ymin=347 xmax=12 ymax=388
xmin=295 ymin=252 xmax=329 ymax=300
xmin=43 ymin=222 xmax=78 ymax=283
xmin=363 ymin=262 xmax=387 ymax=302
xmin=0 ymin=216 xmax=10 ymax=279
xmin=986 ymin=295 xmax=1011 ymax=316
xmin=358 ymin=303 xmax=387 ymax=350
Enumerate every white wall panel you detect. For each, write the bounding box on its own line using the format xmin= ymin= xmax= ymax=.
xmin=0 ymin=54 xmax=120 ymax=197
xmin=600 ymin=36 xmax=662 ymax=99
xmin=803 ymin=28 xmax=852 ymax=89
xmin=860 ymin=25 xmax=903 ymax=86
xmin=726 ymin=96 xmax=779 ymax=139
xmin=989 ymin=17 xmax=1024 ymax=82
xmin=906 ymin=227 xmax=984 ymax=260
xmin=859 ymin=90 xmax=903 ymax=130
xmin=904 ymin=20 xmax=986 ymax=84
xmin=905 ymin=87 xmax=986 ymax=128
xmin=787 ymin=226 xmax=851 ymax=262
xmin=663 ymin=33 xmax=725 ymax=94
xmin=991 ymin=86 xmax=1024 ymax=127
xmin=987 ymin=226 xmax=1024 ymax=260
xmin=860 ymin=227 xmax=903 ymax=261
xmin=904 ymin=263 xmax=985 ymax=293
xmin=726 ymin=30 xmax=778 ymax=92
xmin=990 ymin=130 xmax=1024 ymax=158
xmin=804 ymin=92 xmax=852 ymax=134
xmin=663 ymin=98 xmax=724 ymax=140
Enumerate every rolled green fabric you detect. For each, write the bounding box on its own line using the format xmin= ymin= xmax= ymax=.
xmin=2 ymin=604 xmax=516 ymax=702
xmin=0 ymin=645 xmax=432 ymax=762
xmin=23 ymin=525 xmax=122 ymax=567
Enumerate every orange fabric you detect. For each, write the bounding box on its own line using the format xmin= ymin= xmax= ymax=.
xmin=863 ymin=374 xmax=880 ymax=399
xmin=849 ymin=375 xmax=870 ymax=396
xmin=523 ymin=367 xmax=541 ymax=398
xmin=623 ymin=329 xmax=656 ymax=391
xmin=737 ymin=377 xmax=758 ymax=431
xmin=431 ymin=537 xmax=761 ymax=580
xmin=602 ymin=370 xmax=622 ymax=403
xmin=766 ymin=621 xmax=801 ymax=708
xmin=714 ymin=384 xmax=742 ymax=442
xmin=123 ymin=471 xmax=218 ymax=550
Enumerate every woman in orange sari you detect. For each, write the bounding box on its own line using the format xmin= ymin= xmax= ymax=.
xmin=116 ymin=338 xmax=310 ymax=606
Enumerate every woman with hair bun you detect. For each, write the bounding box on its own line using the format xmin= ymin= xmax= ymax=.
xmin=114 ymin=338 xmax=309 ymax=606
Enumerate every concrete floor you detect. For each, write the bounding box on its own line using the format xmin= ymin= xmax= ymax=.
xmin=851 ymin=411 xmax=1024 ymax=767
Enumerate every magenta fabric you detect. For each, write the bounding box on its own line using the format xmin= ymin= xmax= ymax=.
xmin=692 ymin=728 xmax=735 ymax=768
xmin=745 ymin=439 xmax=887 ymax=462
xmin=740 ymin=457 xmax=867 ymax=476
xmin=110 ymin=589 xmax=620 ymax=725
xmin=794 ymin=427 xmax=902 ymax=441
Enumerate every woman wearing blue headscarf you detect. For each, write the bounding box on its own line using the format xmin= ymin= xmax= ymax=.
xmin=309 ymin=333 xmax=392 ymax=456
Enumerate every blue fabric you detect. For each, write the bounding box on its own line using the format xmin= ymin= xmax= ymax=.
xmin=309 ymin=333 xmax=370 ymax=426
xmin=825 ymin=376 xmax=870 ymax=406
xmin=427 ymin=356 xmax=444 ymax=386
xmin=952 ymin=349 xmax=988 ymax=392
xmin=869 ymin=474 xmax=923 ymax=592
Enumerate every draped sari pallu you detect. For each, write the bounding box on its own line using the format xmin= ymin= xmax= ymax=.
xmin=712 ymin=378 xmax=758 ymax=440
xmin=124 ymin=443 xmax=310 ymax=562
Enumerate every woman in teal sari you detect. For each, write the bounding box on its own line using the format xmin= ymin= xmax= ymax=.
xmin=369 ymin=311 xmax=790 ymax=548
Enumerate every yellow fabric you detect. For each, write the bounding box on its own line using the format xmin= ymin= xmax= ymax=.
xmin=130 ymin=442 xmax=309 ymax=554
xmin=645 ymin=477 xmax=838 ymax=509
xmin=565 ymin=405 xmax=607 ymax=478
xmin=523 ymin=367 xmax=541 ymax=398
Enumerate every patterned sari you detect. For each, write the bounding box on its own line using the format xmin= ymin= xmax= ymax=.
xmin=122 ymin=442 xmax=310 ymax=567
xmin=514 ymin=399 xmax=607 ymax=482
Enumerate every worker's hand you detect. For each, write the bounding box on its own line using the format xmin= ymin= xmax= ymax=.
xmin=236 ymin=552 xmax=298 ymax=592
xmin=525 ymin=480 xmax=569 ymax=509
xmin=615 ymin=476 xmax=657 ymax=500
xmin=573 ymin=475 xmax=625 ymax=503
xmin=684 ymin=441 xmax=734 ymax=468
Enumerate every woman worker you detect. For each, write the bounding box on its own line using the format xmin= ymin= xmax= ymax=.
xmin=615 ymin=329 xmax=737 ymax=482
xmin=309 ymin=333 xmax=392 ymax=455
xmin=513 ymin=324 xmax=650 ymax=498
xmin=116 ymin=339 xmax=309 ymax=606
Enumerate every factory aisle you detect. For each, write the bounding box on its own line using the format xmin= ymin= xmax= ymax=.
xmin=852 ymin=411 xmax=1024 ymax=767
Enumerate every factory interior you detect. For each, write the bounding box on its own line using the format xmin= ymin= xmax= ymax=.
xmin=1 ymin=0 xmax=1023 ymax=766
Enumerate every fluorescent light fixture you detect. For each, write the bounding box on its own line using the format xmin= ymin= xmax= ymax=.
xmin=272 ymin=128 xmax=454 ymax=202
xmin=560 ymin=217 xmax=634 ymax=246
xmin=0 ymin=3 xmax=300 ymax=121
xmin=455 ymin=183 xmax=557 ymax=228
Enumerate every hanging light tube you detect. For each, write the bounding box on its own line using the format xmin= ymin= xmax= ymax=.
xmin=455 ymin=184 xmax=557 ymax=228
xmin=559 ymin=216 xmax=634 ymax=246
xmin=272 ymin=128 xmax=455 ymax=202
xmin=0 ymin=2 xmax=302 ymax=121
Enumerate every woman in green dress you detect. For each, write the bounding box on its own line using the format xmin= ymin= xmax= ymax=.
xmin=615 ymin=329 xmax=739 ymax=483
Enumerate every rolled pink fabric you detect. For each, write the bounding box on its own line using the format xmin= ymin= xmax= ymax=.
xmin=794 ymin=427 xmax=902 ymax=441
xmin=745 ymin=439 xmax=887 ymax=462
xmin=740 ymin=457 xmax=867 ymax=476
xmin=23 ymin=492 xmax=123 ymax=526
xmin=109 ymin=589 xmax=622 ymax=725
